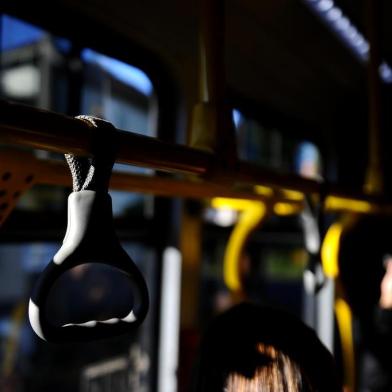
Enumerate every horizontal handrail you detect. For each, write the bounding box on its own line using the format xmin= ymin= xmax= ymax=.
xmin=0 ymin=99 xmax=390 ymax=213
xmin=0 ymin=100 xmax=211 ymax=175
xmin=0 ymin=148 xmax=281 ymax=203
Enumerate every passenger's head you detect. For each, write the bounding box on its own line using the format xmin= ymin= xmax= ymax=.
xmin=193 ymin=302 xmax=341 ymax=392
xmin=339 ymin=215 xmax=391 ymax=320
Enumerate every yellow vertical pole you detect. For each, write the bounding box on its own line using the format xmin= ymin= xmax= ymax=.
xmin=190 ymin=0 xmax=237 ymax=165
xmin=321 ymin=215 xmax=357 ymax=391
xmin=364 ymin=0 xmax=383 ymax=195
xmin=180 ymin=0 xmax=233 ymax=330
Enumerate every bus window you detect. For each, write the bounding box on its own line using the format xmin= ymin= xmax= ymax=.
xmin=295 ymin=141 xmax=322 ymax=180
xmin=81 ymin=48 xmax=155 ymax=135
xmin=233 ymin=109 xmax=318 ymax=176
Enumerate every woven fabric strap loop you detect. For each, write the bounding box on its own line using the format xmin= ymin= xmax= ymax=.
xmin=65 ymin=115 xmax=117 ymax=192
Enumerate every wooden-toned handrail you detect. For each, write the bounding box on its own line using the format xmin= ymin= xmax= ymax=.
xmin=0 ymin=147 xmax=272 ymax=204
xmin=0 ymin=100 xmax=211 ymax=175
xmin=0 ymin=99 xmax=391 ymax=211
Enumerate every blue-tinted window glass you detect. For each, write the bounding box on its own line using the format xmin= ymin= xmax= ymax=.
xmin=233 ymin=109 xmax=321 ymax=177
xmin=81 ymin=49 xmax=153 ymax=96
xmin=1 ymin=15 xmax=44 ymax=51
xmin=295 ymin=141 xmax=322 ymax=180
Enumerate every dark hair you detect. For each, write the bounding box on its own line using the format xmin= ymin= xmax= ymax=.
xmin=193 ymin=302 xmax=341 ymax=392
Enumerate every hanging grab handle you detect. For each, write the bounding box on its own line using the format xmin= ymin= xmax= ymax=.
xmin=301 ymin=193 xmax=327 ymax=295
xmin=28 ymin=116 xmax=149 ymax=342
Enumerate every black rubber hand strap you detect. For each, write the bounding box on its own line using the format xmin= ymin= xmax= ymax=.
xmin=29 ymin=116 xmax=149 ymax=343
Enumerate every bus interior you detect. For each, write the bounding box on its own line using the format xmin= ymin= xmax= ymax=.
xmin=1 ymin=0 xmax=392 ymax=391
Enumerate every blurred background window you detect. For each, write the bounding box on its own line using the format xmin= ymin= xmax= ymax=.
xmin=233 ymin=109 xmax=321 ymax=177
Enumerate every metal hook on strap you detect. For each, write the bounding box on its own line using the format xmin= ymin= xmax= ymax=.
xmin=28 ymin=116 xmax=149 ymax=342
